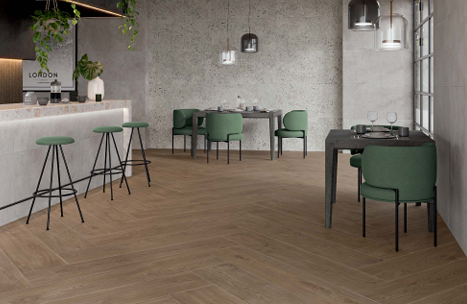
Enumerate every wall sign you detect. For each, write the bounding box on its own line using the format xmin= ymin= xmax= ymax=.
xmin=23 ymin=24 xmax=76 ymax=91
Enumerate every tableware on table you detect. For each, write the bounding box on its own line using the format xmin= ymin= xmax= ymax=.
xmin=367 ymin=111 xmax=378 ymax=131
xmin=356 ymin=124 xmax=367 ymax=134
xmin=399 ymin=127 xmax=410 ymax=137
xmin=253 ymin=105 xmax=260 ymax=111
xmin=78 ymin=95 xmax=87 ymax=103
xmin=38 ymin=98 xmax=49 ymax=106
xmin=95 ymin=94 xmax=102 ymax=102
xmin=362 ymin=132 xmax=395 ymax=139
xmin=386 ymin=112 xmax=398 ymax=134
xmin=24 ymin=92 xmax=38 ymax=105
xmin=231 ymin=109 xmax=244 ymax=112
xmin=218 ymin=106 xmax=224 ymax=112
xmin=245 ymin=106 xmax=252 ymax=111
xmin=61 ymin=98 xmax=70 ymax=104
xmin=370 ymin=126 xmax=391 ymax=132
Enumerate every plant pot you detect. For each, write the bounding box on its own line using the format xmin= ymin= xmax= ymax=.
xmin=87 ymin=76 xmax=105 ymax=101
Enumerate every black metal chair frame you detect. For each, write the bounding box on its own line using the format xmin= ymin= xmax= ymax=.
xmin=206 ymin=133 xmax=242 ymax=165
xmin=85 ymin=132 xmax=131 ymax=201
xmin=172 ymin=128 xmax=206 ymax=155
xmin=26 ymin=145 xmax=84 ymax=230
xmin=362 ymin=186 xmax=437 ymax=252
xmin=120 ymin=127 xmax=151 ymax=188
xmin=277 ymin=130 xmax=307 ymax=159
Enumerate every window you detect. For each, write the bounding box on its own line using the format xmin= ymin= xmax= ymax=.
xmin=414 ymin=0 xmax=434 ymax=135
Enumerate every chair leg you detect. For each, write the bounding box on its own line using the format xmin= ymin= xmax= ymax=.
xmin=120 ymin=128 xmax=134 ymax=188
xmin=103 ymin=133 xmax=108 ymax=193
xmin=26 ymin=146 xmax=51 ymax=224
xmin=55 ymin=146 xmax=63 ymax=217
xmin=207 ymin=140 xmax=210 ymax=163
xmin=137 ymin=127 xmax=151 ymax=187
xmin=46 ymin=144 xmax=55 ymax=231
xmin=395 ymin=190 xmax=400 ymax=252
xmin=281 ymin=137 xmax=283 ymax=155
xmin=172 ymin=129 xmax=175 ymax=154
xmin=111 ymin=133 xmax=131 ymax=195
xmin=217 ymin=142 xmax=219 ymax=160
xmin=239 ymin=140 xmax=242 ymax=161
xmin=85 ymin=134 xmax=105 ymax=198
xmin=277 ymin=136 xmax=280 ymax=159
xmin=303 ymin=137 xmax=306 ymax=159
xmin=362 ymin=197 xmax=366 ymax=238
xmin=434 ymin=186 xmax=437 ymax=247
xmin=404 ymin=203 xmax=407 ymax=233
xmin=228 ymin=141 xmax=230 ymax=165
xmin=416 ymin=202 xmax=421 ymax=206
xmin=358 ymin=168 xmax=362 ymax=202
xmin=107 ymin=134 xmax=114 ymax=201
xmin=204 ymin=134 xmax=206 ymax=153
xmin=184 ymin=135 xmax=186 ymax=152
xmin=305 ymin=136 xmax=307 ymax=156
xmin=59 ymin=145 xmax=84 ymax=223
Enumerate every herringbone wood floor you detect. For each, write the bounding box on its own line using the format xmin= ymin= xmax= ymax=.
xmin=0 ymin=149 xmax=466 ymax=304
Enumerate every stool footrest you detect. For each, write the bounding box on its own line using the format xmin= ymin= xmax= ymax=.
xmin=33 ymin=187 xmax=77 ymax=199
xmin=121 ymin=159 xmax=152 ymax=166
xmin=91 ymin=167 xmax=126 ymax=177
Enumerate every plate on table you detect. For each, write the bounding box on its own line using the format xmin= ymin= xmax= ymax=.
xmin=362 ymin=132 xmax=395 ymax=139
xmin=230 ymin=109 xmax=244 ymax=112
xmin=369 ymin=126 xmax=391 ymax=132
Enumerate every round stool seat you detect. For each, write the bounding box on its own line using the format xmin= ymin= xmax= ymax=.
xmin=122 ymin=121 xmax=149 ymax=128
xmin=36 ymin=136 xmax=75 ymax=146
xmin=93 ymin=126 xmax=123 ymax=133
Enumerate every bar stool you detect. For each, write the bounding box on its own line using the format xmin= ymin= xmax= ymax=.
xmin=26 ymin=136 xmax=84 ymax=230
xmin=120 ymin=122 xmax=151 ymax=187
xmin=85 ymin=126 xmax=130 ymax=200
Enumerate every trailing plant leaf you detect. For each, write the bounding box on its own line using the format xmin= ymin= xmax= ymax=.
xmin=73 ymin=54 xmax=104 ymax=83
xmin=117 ymin=0 xmax=139 ymax=51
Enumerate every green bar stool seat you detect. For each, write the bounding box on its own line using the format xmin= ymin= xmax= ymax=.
xmin=27 ymin=136 xmax=84 ymax=230
xmin=85 ymin=126 xmax=130 ymax=200
xmin=275 ymin=110 xmax=308 ymax=159
xmin=206 ymin=113 xmax=243 ymax=164
xmin=172 ymin=109 xmax=207 ymax=154
xmin=361 ymin=143 xmax=437 ymax=252
xmin=120 ymin=121 xmax=152 ymax=188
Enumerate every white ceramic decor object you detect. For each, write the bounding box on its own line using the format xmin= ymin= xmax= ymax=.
xmin=87 ymin=76 xmax=105 ymax=101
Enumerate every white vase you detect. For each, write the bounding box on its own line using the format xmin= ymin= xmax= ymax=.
xmin=87 ymin=76 xmax=105 ymax=101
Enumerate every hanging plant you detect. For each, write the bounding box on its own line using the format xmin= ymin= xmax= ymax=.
xmin=117 ymin=0 xmax=139 ymax=51
xmin=73 ymin=54 xmax=104 ymax=83
xmin=31 ymin=0 xmax=80 ymax=73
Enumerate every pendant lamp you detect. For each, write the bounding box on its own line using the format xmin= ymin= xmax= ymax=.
xmin=348 ymin=0 xmax=380 ymax=31
xmin=241 ymin=0 xmax=258 ymax=53
xmin=220 ymin=0 xmax=237 ymax=65
xmin=374 ymin=0 xmax=409 ymax=51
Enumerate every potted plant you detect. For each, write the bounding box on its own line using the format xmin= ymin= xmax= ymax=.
xmin=73 ymin=54 xmax=105 ymax=101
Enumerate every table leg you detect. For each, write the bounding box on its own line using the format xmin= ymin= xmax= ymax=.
xmin=192 ymin=116 xmax=198 ymax=159
xmin=325 ymin=146 xmax=338 ymax=228
xmin=269 ymin=117 xmax=275 ymax=161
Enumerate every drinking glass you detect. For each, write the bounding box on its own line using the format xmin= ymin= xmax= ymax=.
xmin=386 ymin=112 xmax=398 ymax=134
xmin=367 ymin=111 xmax=378 ymax=131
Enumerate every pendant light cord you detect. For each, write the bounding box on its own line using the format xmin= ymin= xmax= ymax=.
xmin=227 ymin=0 xmax=230 ymax=52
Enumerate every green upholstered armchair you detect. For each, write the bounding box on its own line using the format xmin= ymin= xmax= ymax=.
xmin=206 ymin=113 xmax=243 ymax=164
xmin=361 ymin=143 xmax=437 ymax=252
xmin=172 ymin=109 xmax=207 ymax=154
xmin=274 ymin=110 xmax=308 ymax=159
xmin=350 ymin=125 xmax=403 ymax=203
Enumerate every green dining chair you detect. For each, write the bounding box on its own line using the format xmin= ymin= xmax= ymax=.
xmin=361 ymin=143 xmax=437 ymax=252
xmin=172 ymin=109 xmax=206 ymax=155
xmin=206 ymin=113 xmax=243 ymax=164
xmin=350 ymin=125 xmax=402 ymax=202
xmin=275 ymin=110 xmax=308 ymax=159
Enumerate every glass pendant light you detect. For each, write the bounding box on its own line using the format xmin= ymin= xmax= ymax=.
xmin=220 ymin=0 xmax=237 ymax=65
xmin=241 ymin=0 xmax=258 ymax=53
xmin=348 ymin=0 xmax=380 ymax=31
xmin=375 ymin=0 xmax=409 ymax=51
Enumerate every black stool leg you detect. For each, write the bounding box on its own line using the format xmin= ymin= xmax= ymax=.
xmin=111 ymin=133 xmax=131 ymax=195
xmin=137 ymin=127 xmax=151 ymax=187
xmin=26 ymin=146 xmax=51 ymax=224
xmin=107 ymin=133 xmax=114 ymax=200
xmin=103 ymin=133 xmax=108 ymax=193
xmin=120 ymin=128 xmax=134 ymax=188
xmin=46 ymin=145 xmax=55 ymax=231
xmin=85 ymin=134 xmax=105 ymax=198
xmin=59 ymin=145 xmax=84 ymax=223
xmin=55 ymin=146 xmax=64 ymax=217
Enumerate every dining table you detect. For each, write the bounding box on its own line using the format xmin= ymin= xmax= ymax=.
xmin=325 ymin=129 xmax=436 ymax=229
xmin=191 ymin=109 xmax=283 ymax=161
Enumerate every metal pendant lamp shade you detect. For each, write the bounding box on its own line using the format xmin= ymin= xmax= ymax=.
xmin=241 ymin=29 xmax=258 ymax=53
xmin=374 ymin=0 xmax=408 ymax=51
xmin=348 ymin=0 xmax=380 ymax=31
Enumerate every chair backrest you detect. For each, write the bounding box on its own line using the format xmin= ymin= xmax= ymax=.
xmin=173 ymin=109 xmax=203 ymax=129
xmin=206 ymin=113 xmax=243 ymax=142
xmin=283 ymin=110 xmax=308 ymax=135
xmin=350 ymin=125 xmax=402 ymax=130
xmin=362 ymin=143 xmax=437 ymax=201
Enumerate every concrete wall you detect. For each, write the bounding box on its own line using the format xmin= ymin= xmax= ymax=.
xmin=433 ymin=0 xmax=467 ymax=254
xmin=147 ymin=0 xmax=343 ymax=151
xmin=343 ymin=0 xmax=413 ymax=129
